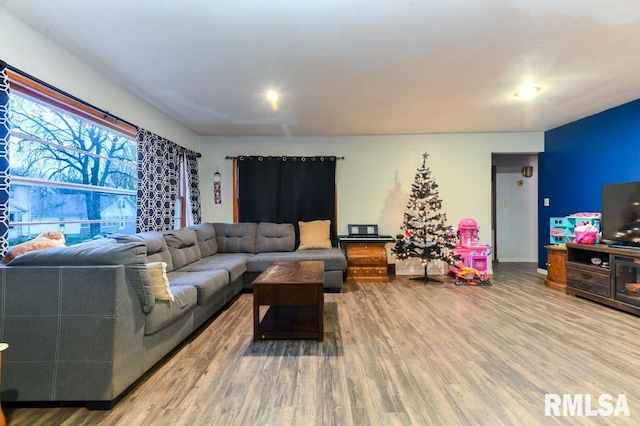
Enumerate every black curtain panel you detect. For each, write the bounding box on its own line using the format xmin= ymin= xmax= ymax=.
xmin=238 ymin=156 xmax=337 ymax=244
xmin=238 ymin=157 xmax=282 ymax=222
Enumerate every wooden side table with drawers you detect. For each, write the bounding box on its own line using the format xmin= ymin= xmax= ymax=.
xmin=338 ymin=235 xmax=395 ymax=283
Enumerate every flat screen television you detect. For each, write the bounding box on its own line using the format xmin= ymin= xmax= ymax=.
xmin=601 ymin=181 xmax=640 ymax=247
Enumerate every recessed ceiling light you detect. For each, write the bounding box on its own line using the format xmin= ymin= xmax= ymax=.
xmin=265 ymin=90 xmax=280 ymax=111
xmin=514 ymin=85 xmax=541 ymax=99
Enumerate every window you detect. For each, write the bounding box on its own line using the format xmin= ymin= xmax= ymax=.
xmin=7 ymin=72 xmax=138 ymax=245
xmin=174 ymin=196 xmax=183 ymax=229
xmin=174 ymin=149 xmax=189 ymax=229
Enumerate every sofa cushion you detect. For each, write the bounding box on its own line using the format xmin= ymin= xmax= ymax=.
xmin=7 ymin=239 xmax=157 ymax=313
xmin=298 ymin=220 xmax=332 ymax=249
xmin=191 ymin=223 xmax=218 ymax=256
xmin=113 ymin=232 xmax=174 ymax=272
xmin=144 ymin=285 xmax=197 ymax=335
xmin=247 ymin=248 xmax=348 ymax=272
xmin=147 ymin=262 xmax=173 ymax=301
xmin=162 ymin=228 xmax=202 ymax=270
xmin=213 ymin=223 xmax=257 ymax=253
xmin=178 ymin=253 xmax=251 ymax=282
xmin=255 ymin=222 xmax=295 ymax=253
xmin=137 ymin=232 xmax=175 ymax=271
xmin=167 ymin=270 xmax=229 ymax=305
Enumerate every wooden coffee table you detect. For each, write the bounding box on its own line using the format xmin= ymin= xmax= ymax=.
xmin=253 ymin=261 xmax=325 ymax=341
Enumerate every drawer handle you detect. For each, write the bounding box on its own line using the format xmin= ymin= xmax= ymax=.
xmin=577 ymin=282 xmax=592 ymax=290
xmin=580 ymin=272 xmax=592 ymax=279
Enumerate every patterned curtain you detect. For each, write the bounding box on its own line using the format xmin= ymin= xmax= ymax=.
xmin=0 ymin=61 xmax=10 ymax=256
xmin=136 ymin=129 xmax=180 ymax=232
xmin=185 ymin=149 xmax=201 ymax=224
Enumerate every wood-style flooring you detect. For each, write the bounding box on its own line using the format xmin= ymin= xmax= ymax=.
xmin=4 ymin=263 xmax=640 ymax=425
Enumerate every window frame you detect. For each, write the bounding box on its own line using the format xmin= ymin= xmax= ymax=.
xmin=7 ymin=70 xmax=137 ymax=138
xmin=7 ymin=69 xmax=139 ymax=243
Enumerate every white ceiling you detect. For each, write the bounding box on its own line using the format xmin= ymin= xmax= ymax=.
xmin=3 ymin=0 xmax=640 ymax=136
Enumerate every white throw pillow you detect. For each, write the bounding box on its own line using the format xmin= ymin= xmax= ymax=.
xmin=147 ymin=261 xmax=174 ymax=301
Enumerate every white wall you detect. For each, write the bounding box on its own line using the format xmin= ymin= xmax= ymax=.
xmin=199 ymin=133 xmax=544 ymax=275
xmin=494 ymin=154 xmax=539 ymax=262
xmin=0 ymin=7 xmax=544 ymax=273
xmin=0 ymin=7 xmax=199 ymax=150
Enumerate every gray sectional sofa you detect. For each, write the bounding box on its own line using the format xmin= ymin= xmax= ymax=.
xmin=0 ymin=222 xmax=346 ymax=408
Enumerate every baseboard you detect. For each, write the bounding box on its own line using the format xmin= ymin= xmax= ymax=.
xmin=498 ymin=258 xmax=537 ymax=263
xmin=397 ymin=269 xmax=442 ymax=276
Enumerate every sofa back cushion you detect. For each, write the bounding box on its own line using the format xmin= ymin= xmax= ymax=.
xmin=162 ymin=228 xmax=202 ymax=270
xmin=190 ymin=223 xmax=218 ymax=257
xmin=114 ymin=232 xmax=174 ymax=272
xmin=7 ymin=239 xmax=156 ymax=313
xmin=213 ymin=223 xmax=257 ymax=253
xmin=255 ymin=222 xmax=295 ymax=253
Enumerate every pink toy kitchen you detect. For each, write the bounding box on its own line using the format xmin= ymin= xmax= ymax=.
xmin=450 ymin=218 xmax=492 ymax=274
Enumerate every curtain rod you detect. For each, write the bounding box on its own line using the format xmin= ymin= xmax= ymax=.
xmin=178 ymin=147 xmax=202 ymax=158
xmin=6 ymin=63 xmax=139 ymax=131
xmin=225 ymin=156 xmax=345 ymax=160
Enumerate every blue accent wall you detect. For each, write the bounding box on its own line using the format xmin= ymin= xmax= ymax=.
xmin=539 ymin=99 xmax=640 ymax=269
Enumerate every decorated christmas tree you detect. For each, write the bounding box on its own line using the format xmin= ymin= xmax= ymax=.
xmin=392 ymin=152 xmax=460 ymax=282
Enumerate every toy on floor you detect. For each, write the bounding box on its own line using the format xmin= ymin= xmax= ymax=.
xmin=455 ymin=266 xmax=490 ymax=284
xmin=449 ymin=218 xmax=492 ymax=277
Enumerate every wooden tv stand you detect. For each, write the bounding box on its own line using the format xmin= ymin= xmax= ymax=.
xmin=566 ymin=242 xmax=640 ymax=316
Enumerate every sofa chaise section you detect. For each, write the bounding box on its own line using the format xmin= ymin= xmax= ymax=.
xmin=242 ymin=222 xmax=347 ymax=290
xmin=246 ymin=248 xmax=347 ymax=290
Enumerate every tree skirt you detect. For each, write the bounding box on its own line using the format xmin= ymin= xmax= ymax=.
xmin=454 ymin=280 xmax=492 ymax=286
